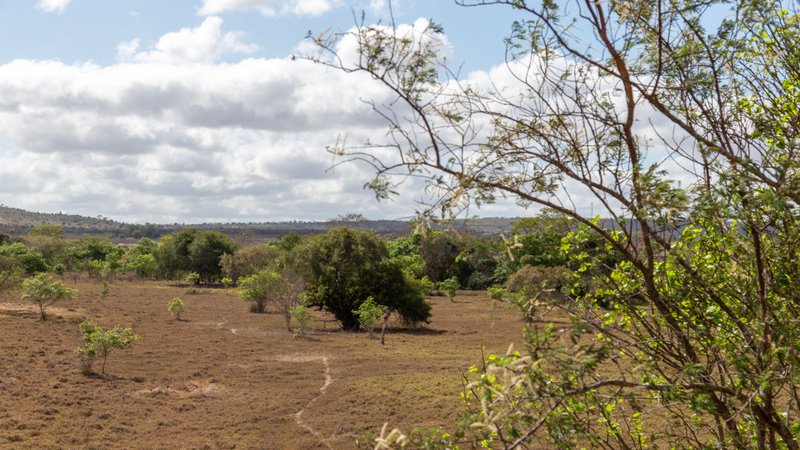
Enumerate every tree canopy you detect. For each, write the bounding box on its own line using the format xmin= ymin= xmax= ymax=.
xmin=297 ymin=227 xmax=430 ymax=330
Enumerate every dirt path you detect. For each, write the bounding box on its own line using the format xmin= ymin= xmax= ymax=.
xmin=213 ymin=318 xmax=334 ymax=448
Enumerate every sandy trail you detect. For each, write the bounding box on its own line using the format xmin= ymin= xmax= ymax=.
xmin=214 ymin=319 xmax=334 ymax=448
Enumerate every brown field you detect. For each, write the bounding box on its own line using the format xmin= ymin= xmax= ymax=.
xmin=0 ymin=279 xmax=525 ymax=449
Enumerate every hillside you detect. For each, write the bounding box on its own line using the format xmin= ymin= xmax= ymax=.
xmin=0 ymin=205 xmax=517 ymax=240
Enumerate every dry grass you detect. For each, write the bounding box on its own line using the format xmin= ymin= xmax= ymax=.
xmin=0 ymin=280 xmax=524 ymax=449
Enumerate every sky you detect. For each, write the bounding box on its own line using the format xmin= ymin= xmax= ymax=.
xmin=0 ymin=0 xmax=531 ymax=224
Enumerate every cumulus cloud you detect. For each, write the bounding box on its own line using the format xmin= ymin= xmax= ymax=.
xmin=199 ymin=0 xmax=334 ymax=17
xmin=0 ymin=17 xmax=567 ymax=223
xmin=117 ymin=16 xmax=257 ymax=64
xmin=35 ymin=0 xmax=70 ymax=14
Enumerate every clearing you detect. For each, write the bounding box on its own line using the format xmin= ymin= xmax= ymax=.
xmin=0 ymin=279 xmax=524 ymax=449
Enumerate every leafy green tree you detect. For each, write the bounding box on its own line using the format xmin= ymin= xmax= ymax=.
xmin=27 ymin=224 xmax=65 ymax=239
xmin=0 ymin=242 xmax=47 ymax=274
xmin=74 ymin=321 xmax=139 ymax=375
xmin=297 ymin=227 xmax=431 ymax=330
xmin=187 ymin=230 xmax=237 ymax=282
xmin=21 ymin=273 xmax=77 ymax=319
xmin=353 ymin=296 xmax=389 ymax=339
xmin=238 ymin=269 xmax=280 ymax=313
xmin=156 ymin=229 xmax=236 ymax=282
xmin=0 ymin=255 xmax=22 ymax=294
xmin=315 ymin=1 xmax=800 ymax=447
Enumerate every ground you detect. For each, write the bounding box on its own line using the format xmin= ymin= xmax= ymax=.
xmin=0 ymin=278 xmax=525 ymax=449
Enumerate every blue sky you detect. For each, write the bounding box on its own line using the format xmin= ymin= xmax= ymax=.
xmin=0 ymin=0 xmax=533 ymax=224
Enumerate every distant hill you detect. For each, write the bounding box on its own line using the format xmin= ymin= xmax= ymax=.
xmin=0 ymin=205 xmax=518 ymax=241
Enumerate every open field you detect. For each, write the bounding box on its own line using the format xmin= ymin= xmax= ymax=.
xmin=0 ymin=279 xmax=525 ymax=449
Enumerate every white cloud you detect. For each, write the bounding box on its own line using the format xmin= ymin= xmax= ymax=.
xmin=35 ymin=0 xmax=70 ymax=14
xmin=117 ymin=16 xmax=257 ymax=64
xmin=199 ymin=0 xmax=334 ymax=17
xmin=1 ymin=17 xmax=572 ymax=223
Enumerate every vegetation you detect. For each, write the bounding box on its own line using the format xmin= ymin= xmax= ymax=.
xmin=314 ymin=0 xmax=800 ymax=448
xmin=238 ymin=269 xmax=280 ymax=313
xmin=438 ymin=277 xmax=459 ymax=302
xmin=156 ymin=229 xmax=236 ymax=282
xmin=353 ymin=296 xmax=389 ymax=339
xmin=74 ymin=320 xmax=139 ymax=376
xmin=168 ymin=297 xmax=185 ymax=320
xmin=21 ymin=273 xmax=77 ymax=320
xmin=289 ymin=304 xmax=311 ymax=337
xmin=297 ymin=227 xmax=431 ymax=330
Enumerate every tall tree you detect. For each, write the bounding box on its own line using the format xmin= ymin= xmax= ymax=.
xmin=314 ymin=1 xmax=800 ymax=448
xmin=297 ymin=227 xmax=430 ymax=330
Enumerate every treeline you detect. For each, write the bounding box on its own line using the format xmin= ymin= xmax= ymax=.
xmin=0 ymin=211 xmax=607 ymax=330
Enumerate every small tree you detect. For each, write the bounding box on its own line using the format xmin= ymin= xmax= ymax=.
xmin=290 ymin=304 xmax=311 ymax=337
xmin=74 ymin=320 xmax=139 ymax=375
xmin=273 ymin=269 xmax=306 ymax=332
xmin=438 ymin=277 xmax=459 ymax=302
xmin=100 ymin=281 xmax=110 ymax=299
xmin=21 ymin=273 xmax=77 ymax=320
xmin=238 ymin=269 xmax=279 ymax=313
xmin=168 ymin=297 xmax=185 ymax=320
xmin=353 ymin=296 xmax=389 ymax=339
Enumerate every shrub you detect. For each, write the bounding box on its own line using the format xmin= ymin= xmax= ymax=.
xmin=438 ymin=277 xmax=459 ymax=302
xmin=74 ymin=321 xmax=139 ymax=375
xmin=185 ymin=272 xmax=200 ymax=286
xmin=353 ymin=296 xmax=389 ymax=339
xmin=238 ymin=269 xmax=279 ymax=313
xmin=290 ymin=304 xmax=311 ymax=337
xmin=487 ymin=287 xmax=507 ymax=301
xmin=168 ymin=297 xmax=185 ymax=320
xmin=21 ymin=273 xmax=77 ymax=320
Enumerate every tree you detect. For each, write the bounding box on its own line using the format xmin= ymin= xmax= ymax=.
xmin=21 ymin=273 xmax=77 ymax=320
xmin=297 ymin=227 xmax=431 ymax=330
xmin=238 ymin=269 xmax=280 ymax=313
xmin=74 ymin=321 xmax=139 ymax=375
xmin=219 ymin=244 xmax=281 ymax=284
xmin=314 ymin=2 xmax=800 ymax=448
xmin=273 ymin=269 xmax=307 ymax=332
xmin=418 ymin=231 xmax=459 ymax=282
xmin=0 ymin=255 xmax=22 ymax=294
xmin=0 ymin=242 xmax=47 ymax=274
xmin=156 ymin=229 xmax=236 ymax=282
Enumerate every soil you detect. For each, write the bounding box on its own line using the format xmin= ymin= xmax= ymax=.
xmin=0 ymin=279 xmax=525 ymax=449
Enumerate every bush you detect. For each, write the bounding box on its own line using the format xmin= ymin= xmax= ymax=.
xmin=168 ymin=298 xmax=185 ymax=320
xmin=438 ymin=277 xmax=459 ymax=302
xmin=238 ymin=269 xmax=279 ymax=313
xmin=21 ymin=273 xmax=77 ymax=320
xmin=185 ymin=272 xmax=200 ymax=286
xmin=74 ymin=321 xmax=139 ymax=375
xmin=290 ymin=304 xmax=311 ymax=337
